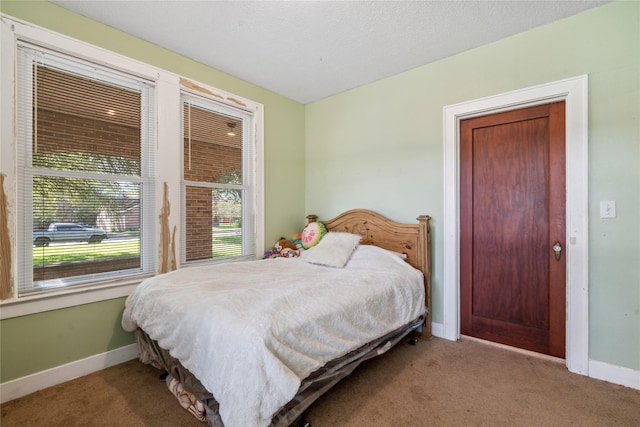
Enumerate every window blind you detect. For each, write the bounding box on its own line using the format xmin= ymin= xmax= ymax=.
xmin=16 ymin=44 xmax=156 ymax=295
xmin=181 ymin=93 xmax=255 ymax=264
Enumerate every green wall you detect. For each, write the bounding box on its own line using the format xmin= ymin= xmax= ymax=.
xmin=305 ymin=1 xmax=639 ymax=371
xmin=1 ymin=298 xmax=131 ymax=380
xmin=1 ymin=0 xmax=638 ymax=385
xmin=0 ymin=1 xmax=306 ymax=382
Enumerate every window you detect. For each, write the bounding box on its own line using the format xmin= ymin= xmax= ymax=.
xmin=15 ymin=44 xmax=156 ymax=296
xmin=1 ymin=15 xmax=263 ymax=317
xmin=181 ymin=94 xmax=256 ymax=263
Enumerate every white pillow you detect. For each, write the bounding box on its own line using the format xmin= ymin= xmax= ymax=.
xmin=300 ymin=231 xmax=361 ymax=268
xmin=384 ymin=249 xmax=408 ymax=260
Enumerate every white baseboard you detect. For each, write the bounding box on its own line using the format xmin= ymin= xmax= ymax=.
xmin=431 ymin=321 xmax=446 ymax=339
xmin=430 ymin=322 xmax=639 ymax=391
xmin=1 ymin=323 xmax=446 ymax=404
xmin=589 ymin=359 xmax=640 ymax=390
xmin=0 ymin=344 xmax=138 ymax=404
xmin=2 ymin=334 xmax=637 ymax=405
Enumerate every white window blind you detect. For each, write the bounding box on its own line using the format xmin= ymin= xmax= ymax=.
xmin=16 ymin=44 xmax=156 ymax=295
xmin=181 ymin=93 xmax=255 ymax=264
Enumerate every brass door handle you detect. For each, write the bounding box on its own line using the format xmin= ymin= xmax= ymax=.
xmin=552 ymin=242 xmax=562 ymax=261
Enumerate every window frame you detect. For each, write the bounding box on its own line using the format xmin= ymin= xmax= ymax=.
xmin=180 ymin=92 xmax=257 ymax=265
xmin=0 ymin=15 xmax=265 ymax=319
xmin=16 ymin=42 xmax=157 ymax=297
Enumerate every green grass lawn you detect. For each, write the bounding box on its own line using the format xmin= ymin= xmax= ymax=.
xmin=33 ymin=239 xmax=141 ymax=265
xmin=213 ymin=233 xmax=242 ymax=257
xmin=34 ymin=229 xmax=242 ymax=264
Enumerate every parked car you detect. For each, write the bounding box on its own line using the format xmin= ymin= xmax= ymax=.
xmin=33 ymin=223 xmax=108 ymax=247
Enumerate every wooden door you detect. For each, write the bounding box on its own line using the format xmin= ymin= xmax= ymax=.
xmin=460 ymin=102 xmax=566 ymax=358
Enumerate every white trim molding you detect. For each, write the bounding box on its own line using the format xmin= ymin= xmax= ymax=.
xmin=430 ymin=322 xmax=445 ymax=339
xmin=589 ymin=359 xmax=640 ymax=390
xmin=0 ymin=344 xmax=138 ymax=403
xmin=442 ymin=75 xmax=590 ymax=376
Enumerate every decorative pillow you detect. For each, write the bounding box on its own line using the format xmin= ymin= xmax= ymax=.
xmin=301 ymin=231 xmax=361 ymax=268
xmin=301 ymin=221 xmax=327 ymax=249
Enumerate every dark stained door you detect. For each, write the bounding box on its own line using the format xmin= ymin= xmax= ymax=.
xmin=460 ymin=102 xmax=566 ymax=358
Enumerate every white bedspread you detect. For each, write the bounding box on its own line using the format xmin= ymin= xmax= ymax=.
xmin=122 ymin=245 xmax=425 ymax=427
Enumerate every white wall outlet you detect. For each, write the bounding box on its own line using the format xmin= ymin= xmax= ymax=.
xmin=600 ymin=200 xmax=616 ymax=218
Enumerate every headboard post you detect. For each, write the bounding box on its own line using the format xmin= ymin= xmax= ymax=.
xmin=417 ymin=215 xmax=432 ymax=338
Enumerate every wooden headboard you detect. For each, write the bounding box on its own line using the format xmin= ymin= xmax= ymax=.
xmin=307 ymin=209 xmax=432 ymax=338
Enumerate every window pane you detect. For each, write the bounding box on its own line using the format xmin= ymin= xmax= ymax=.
xmin=32 ymin=65 xmax=142 ymax=176
xmin=183 ymin=104 xmax=242 ymax=183
xmin=31 ymin=177 xmax=141 ymax=290
xmin=182 ymin=94 xmax=253 ymax=264
xmin=16 ymin=45 xmax=155 ymax=296
xmin=184 ymin=186 xmax=242 ymax=261
xmin=212 ymin=188 xmax=242 ymax=258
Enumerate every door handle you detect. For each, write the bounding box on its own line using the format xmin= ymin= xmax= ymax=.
xmin=552 ymin=242 xmax=562 ymax=261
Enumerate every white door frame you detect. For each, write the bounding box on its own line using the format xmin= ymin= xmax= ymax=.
xmin=442 ymin=75 xmax=589 ymax=375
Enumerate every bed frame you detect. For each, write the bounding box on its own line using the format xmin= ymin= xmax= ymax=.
xmin=310 ymin=209 xmax=432 ymax=338
xmin=135 ymin=209 xmax=432 ymax=427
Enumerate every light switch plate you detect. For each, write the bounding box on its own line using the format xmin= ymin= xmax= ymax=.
xmin=600 ymin=200 xmax=616 ymax=218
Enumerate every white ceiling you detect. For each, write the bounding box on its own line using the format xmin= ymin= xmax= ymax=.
xmin=51 ymin=0 xmax=609 ymax=104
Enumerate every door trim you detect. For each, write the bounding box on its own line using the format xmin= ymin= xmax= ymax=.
xmin=443 ymin=75 xmax=589 ymax=375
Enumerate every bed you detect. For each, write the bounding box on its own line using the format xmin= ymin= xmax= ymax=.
xmin=122 ymin=209 xmax=431 ymax=427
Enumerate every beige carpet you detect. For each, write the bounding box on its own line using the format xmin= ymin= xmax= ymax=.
xmin=2 ymin=337 xmax=639 ymax=426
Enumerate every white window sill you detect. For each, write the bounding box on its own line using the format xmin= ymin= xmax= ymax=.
xmin=0 ymin=276 xmax=149 ymax=320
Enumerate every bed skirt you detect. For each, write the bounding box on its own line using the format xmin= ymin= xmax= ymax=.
xmin=134 ymin=314 xmax=425 ymax=427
